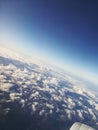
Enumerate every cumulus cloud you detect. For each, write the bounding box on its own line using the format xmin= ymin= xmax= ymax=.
xmin=49 ymin=109 xmax=53 ymax=114
xmin=94 ymin=104 xmax=98 ymax=111
xmin=67 ymin=98 xmax=75 ymax=109
xmin=88 ymin=108 xmax=96 ymax=120
xmin=45 ymin=103 xmax=54 ymax=109
xmin=0 ymin=74 xmax=6 ymax=80
xmin=0 ymin=50 xmax=98 ymax=129
xmin=39 ymin=109 xmax=45 ymax=116
xmin=20 ymin=99 xmax=25 ymax=108
xmin=32 ymin=104 xmax=36 ymax=112
xmin=77 ymin=110 xmax=83 ymax=119
xmin=30 ymin=92 xmax=39 ymax=99
xmin=65 ymin=109 xmax=71 ymax=119
xmin=10 ymin=93 xmax=22 ymax=101
xmin=0 ymin=83 xmax=13 ymax=92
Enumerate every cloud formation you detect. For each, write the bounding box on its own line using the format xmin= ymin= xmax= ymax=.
xmin=0 ymin=48 xmax=98 ymax=129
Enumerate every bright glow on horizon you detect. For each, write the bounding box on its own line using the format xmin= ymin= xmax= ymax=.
xmin=0 ymin=0 xmax=97 ymax=86
xmin=0 ymin=41 xmax=98 ymax=86
xmin=0 ymin=17 xmax=97 ymax=85
xmin=0 ymin=16 xmax=98 ymax=85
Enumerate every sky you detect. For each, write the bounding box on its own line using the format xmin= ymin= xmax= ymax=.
xmin=0 ymin=0 xmax=98 ymax=84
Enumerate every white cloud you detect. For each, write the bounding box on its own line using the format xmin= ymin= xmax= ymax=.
xmin=20 ymin=99 xmax=25 ymax=108
xmin=43 ymin=77 xmax=58 ymax=86
xmin=67 ymin=98 xmax=75 ymax=109
xmin=49 ymin=109 xmax=53 ymax=114
xmin=39 ymin=109 xmax=45 ymax=116
xmin=0 ymin=83 xmax=13 ymax=92
xmin=94 ymin=104 xmax=98 ymax=111
xmin=62 ymin=104 xmax=67 ymax=108
xmin=65 ymin=109 xmax=72 ymax=119
xmin=10 ymin=93 xmax=22 ymax=101
xmin=52 ymin=94 xmax=62 ymax=102
xmin=77 ymin=110 xmax=83 ymax=119
xmin=32 ymin=104 xmax=37 ymax=112
xmin=46 ymin=103 xmax=54 ymax=109
xmin=88 ymin=108 xmax=96 ymax=120
xmin=0 ymin=47 xmax=98 ymax=128
xmin=30 ymin=91 xmax=39 ymax=99
xmin=0 ymin=74 xmax=6 ymax=80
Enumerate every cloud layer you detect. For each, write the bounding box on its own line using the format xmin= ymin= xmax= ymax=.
xmin=0 ymin=48 xmax=98 ymax=130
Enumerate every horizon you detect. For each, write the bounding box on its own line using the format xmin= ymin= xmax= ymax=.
xmin=0 ymin=44 xmax=98 ymax=87
xmin=0 ymin=0 xmax=98 ymax=85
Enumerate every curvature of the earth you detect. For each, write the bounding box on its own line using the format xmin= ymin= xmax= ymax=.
xmin=0 ymin=47 xmax=98 ymax=130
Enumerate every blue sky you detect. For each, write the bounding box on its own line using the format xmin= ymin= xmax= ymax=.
xmin=0 ymin=0 xmax=98 ymax=84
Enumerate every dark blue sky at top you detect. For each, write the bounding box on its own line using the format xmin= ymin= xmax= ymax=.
xmin=0 ymin=0 xmax=98 ymax=80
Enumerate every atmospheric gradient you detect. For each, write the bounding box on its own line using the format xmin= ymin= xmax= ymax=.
xmin=0 ymin=0 xmax=98 ymax=85
xmin=0 ymin=1 xmax=98 ymax=130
